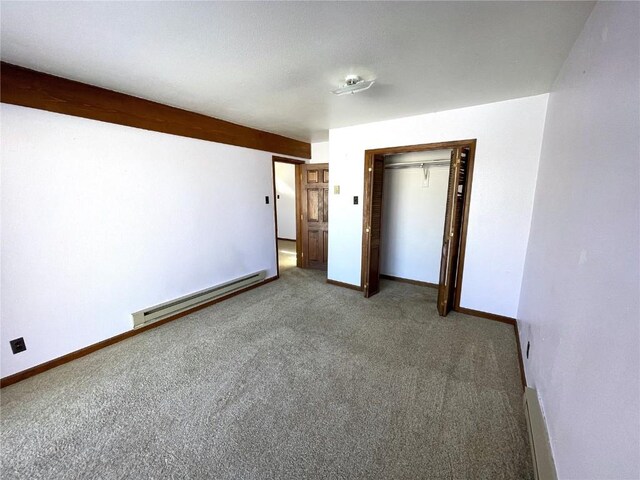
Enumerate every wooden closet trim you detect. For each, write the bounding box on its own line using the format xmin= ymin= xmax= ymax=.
xmin=1 ymin=62 xmax=311 ymax=159
xmin=360 ymin=139 xmax=477 ymax=312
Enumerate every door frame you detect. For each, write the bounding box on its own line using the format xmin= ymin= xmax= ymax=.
xmin=271 ymin=155 xmax=306 ymax=277
xmin=360 ymin=139 xmax=477 ymax=311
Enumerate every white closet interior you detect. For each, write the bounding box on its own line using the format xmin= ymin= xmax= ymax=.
xmin=380 ymin=149 xmax=452 ymax=284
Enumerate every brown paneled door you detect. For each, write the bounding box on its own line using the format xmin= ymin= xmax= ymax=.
xmin=300 ymin=163 xmax=329 ymax=270
xmin=362 ymin=153 xmax=385 ymax=297
xmin=437 ymin=148 xmax=467 ymax=316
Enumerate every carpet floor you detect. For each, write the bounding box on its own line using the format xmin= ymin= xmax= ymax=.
xmin=1 ymin=243 xmax=533 ymax=479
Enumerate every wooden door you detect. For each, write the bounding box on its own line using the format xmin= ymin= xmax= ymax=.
xmin=362 ymin=153 xmax=385 ymax=297
xmin=437 ymin=148 xmax=467 ymax=316
xmin=300 ymin=163 xmax=329 ymax=270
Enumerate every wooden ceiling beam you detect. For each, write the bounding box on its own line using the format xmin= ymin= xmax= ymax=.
xmin=0 ymin=62 xmax=311 ymax=159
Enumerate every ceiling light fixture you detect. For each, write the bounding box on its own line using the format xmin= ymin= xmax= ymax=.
xmin=331 ymin=75 xmax=375 ymax=96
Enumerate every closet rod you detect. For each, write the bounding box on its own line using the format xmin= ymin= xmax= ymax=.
xmin=384 ymin=159 xmax=450 ymax=169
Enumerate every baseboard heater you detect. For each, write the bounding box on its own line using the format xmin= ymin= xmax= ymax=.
xmin=132 ymin=270 xmax=267 ymax=328
xmin=523 ymin=387 xmax=557 ymax=480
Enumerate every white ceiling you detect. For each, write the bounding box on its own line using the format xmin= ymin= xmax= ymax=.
xmin=1 ymin=1 xmax=594 ymax=142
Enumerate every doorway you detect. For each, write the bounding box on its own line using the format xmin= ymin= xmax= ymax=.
xmin=360 ymin=140 xmax=476 ymax=316
xmin=272 ymin=156 xmax=304 ymax=276
xmin=271 ymin=156 xmax=329 ymax=276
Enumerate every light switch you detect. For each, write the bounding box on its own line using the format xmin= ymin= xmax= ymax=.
xmin=334 ymin=185 xmax=340 ymax=194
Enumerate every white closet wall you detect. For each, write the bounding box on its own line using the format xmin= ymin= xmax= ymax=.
xmin=380 ymin=150 xmax=451 ymax=284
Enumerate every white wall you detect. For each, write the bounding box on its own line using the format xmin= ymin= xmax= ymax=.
xmin=310 ymin=141 xmax=329 ymax=164
xmin=517 ymin=3 xmax=640 ymax=479
xmin=327 ymin=94 xmax=548 ymax=317
xmin=1 ymin=104 xmax=278 ymax=377
xmin=274 ymin=162 xmax=296 ymax=240
xmin=381 ymin=150 xmax=450 ymax=284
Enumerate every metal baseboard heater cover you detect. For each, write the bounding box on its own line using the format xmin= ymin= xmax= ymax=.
xmin=524 ymin=387 xmax=558 ymax=480
xmin=132 ymin=270 xmax=267 ymax=328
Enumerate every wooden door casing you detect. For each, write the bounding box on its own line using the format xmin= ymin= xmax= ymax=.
xmin=300 ymin=164 xmax=329 ymax=270
xmin=271 ymin=156 xmax=306 ymax=276
xmin=360 ymin=139 xmax=476 ymax=314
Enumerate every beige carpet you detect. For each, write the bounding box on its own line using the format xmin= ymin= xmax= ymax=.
xmin=1 ymin=242 xmax=532 ymax=479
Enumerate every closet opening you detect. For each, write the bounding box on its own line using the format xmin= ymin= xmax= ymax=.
xmin=360 ymin=139 xmax=477 ymax=316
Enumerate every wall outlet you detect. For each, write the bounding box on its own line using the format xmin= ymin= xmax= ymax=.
xmin=10 ymin=337 xmax=26 ymax=354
